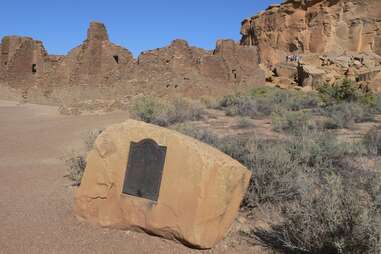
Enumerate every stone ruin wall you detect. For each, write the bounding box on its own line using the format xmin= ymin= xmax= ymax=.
xmin=0 ymin=22 xmax=265 ymax=101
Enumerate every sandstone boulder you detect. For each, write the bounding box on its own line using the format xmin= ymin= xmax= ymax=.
xmin=297 ymin=64 xmax=325 ymax=87
xmin=75 ymin=120 xmax=251 ymax=249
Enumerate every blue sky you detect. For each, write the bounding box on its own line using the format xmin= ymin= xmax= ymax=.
xmin=0 ymin=1 xmax=281 ymax=57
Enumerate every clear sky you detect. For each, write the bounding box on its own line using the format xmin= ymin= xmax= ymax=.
xmin=0 ymin=0 xmax=281 ymax=57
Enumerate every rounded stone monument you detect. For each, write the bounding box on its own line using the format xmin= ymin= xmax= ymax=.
xmin=75 ymin=119 xmax=251 ymax=249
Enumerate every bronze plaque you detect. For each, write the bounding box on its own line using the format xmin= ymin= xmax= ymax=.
xmin=122 ymin=139 xmax=167 ymax=201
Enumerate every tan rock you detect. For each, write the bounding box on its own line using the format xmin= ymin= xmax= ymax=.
xmin=241 ymin=0 xmax=381 ymax=66
xmin=75 ymin=119 xmax=251 ymax=249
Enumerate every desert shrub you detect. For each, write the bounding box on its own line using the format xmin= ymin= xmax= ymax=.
xmin=320 ymin=102 xmax=374 ymax=129
xmin=374 ymin=94 xmax=381 ymax=113
xmin=199 ymin=96 xmax=219 ymax=109
xmin=317 ymin=79 xmax=374 ymax=106
xmin=130 ymin=96 xmax=206 ymax=126
xmin=244 ymin=139 xmax=304 ymax=206
xmin=237 ymin=117 xmax=254 ymax=128
xmin=217 ymin=95 xmax=263 ymax=117
xmin=363 ymin=125 xmax=381 ymax=156
xmin=130 ymin=95 xmax=169 ymax=124
xmin=167 ymin=98 xmax=205 ymax=123
xmin=272 ymin=110 xmax=312 ymax=134
xmin=65 ymin=153 xmax=86 ymax=186
xmin=65 ymin=128 xmax=103 ymax=186
xmin=251 ymin=87 xmax=321 ymax=111
xmin=255 ymin=174 xmax=381 ymax=254
xmin=172 ymin=123 xmax=220 ymax=147
xmin=82 ymin=128 xmax=103 ymax=150
xmin=217 ymin=87 xmax=321 ymax=119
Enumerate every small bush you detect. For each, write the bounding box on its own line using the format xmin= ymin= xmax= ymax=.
xmin=218 ymin=95 xmax=263 ymax=117
xmin=130 ymin=96 xmax=206 ymax=126
xmin=251 ymin=87 xmax=321 ymax=111
xmin=237 ymin=117 xmax=254 ymax=128
xmin=65 ymin=128 xmax=103 ymax=186
xmin=172 ymin=123 xmax=220 ymax=147
xmin=82 ymin=128 xmax=103 ymax=151
xmin=272 ymin=110 xmax=311 ymax=133
xmin=363 ymin=125 xmax=381 ymax=156
xmin=217 ymin=87 xmax=321 ymax=119
xmin=374 ymin=94 xmax=381 ymax=113
xmin=317 ymin=79 xmax=374 ymax=106
xmin=320 ymin=102 xmax=374 ymax=129
xmin=65 ymin=153 xmax=86 ymax=186
xmin=255 ymin=174 xmax=381 ymax=254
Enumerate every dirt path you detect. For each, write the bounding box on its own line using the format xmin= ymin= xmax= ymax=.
xmin=0 ymin=100 xmax=259 ymax=254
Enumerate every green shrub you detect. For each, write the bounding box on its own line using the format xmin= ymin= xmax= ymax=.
xmin=217 ymin=95 xmax=264 ymax=117
xmin=363 ymin=125 xmax=381 ymax=156
xmin=172 ymin=123 xmax=220 ymax=147
xmin=251 ymin=87 xmax=321 ymax=111
xmin=217 ymin=87 xmax=321 ymax=119
xmin=317 ymin=79 xmax=374 ymax=106
xmin=129 ymin=95 xmax=168 ymax=124
xmin=320 ymin=102 xmax=374 ymax=129
xmin=130 ymin=96 xmax=206 ymax=126
xmin=237 ymin=117 xmax=254 ymax=128
xmin=374 ymin=94 xmax=381 ymax=113
xmin=272 ymin=110 xmax=312 ymax=133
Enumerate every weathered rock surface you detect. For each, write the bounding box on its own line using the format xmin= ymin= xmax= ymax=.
xmin=241 ymin=0 xmax=381 ymax=65
xmin=75 ymin=119 xmax=251 ymax=249
xmin=241 ymin=0 xmax=381 ymax=89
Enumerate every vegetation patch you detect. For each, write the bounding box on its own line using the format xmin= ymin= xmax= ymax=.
xmin=130 ymin=95 xmax=206 ymax=126
xmin=65 ymin=128 xmax=103 ymax=186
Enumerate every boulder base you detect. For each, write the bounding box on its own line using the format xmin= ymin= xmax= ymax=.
xmin=75 ymin=120 xmax=251 ymax=249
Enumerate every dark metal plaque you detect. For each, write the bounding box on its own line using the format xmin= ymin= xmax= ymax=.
xmin=122 ymin=139 xmax=167 ymax=201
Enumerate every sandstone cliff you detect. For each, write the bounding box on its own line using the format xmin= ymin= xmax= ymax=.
xmin=241 ymin=0 xmax=381 ymax=65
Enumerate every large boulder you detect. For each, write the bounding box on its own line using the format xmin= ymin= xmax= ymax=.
xmin=75 ymin=119 xmax=251 ymax=249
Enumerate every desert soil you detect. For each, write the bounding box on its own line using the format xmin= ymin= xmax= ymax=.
xmin=0 ymin=100 xmax=264 ymax=254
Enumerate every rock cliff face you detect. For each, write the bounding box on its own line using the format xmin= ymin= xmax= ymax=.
xmin=0 ymin=22 xmax=264 ymax=102
xmin=241 ymin=0 xmax=381 ymax=65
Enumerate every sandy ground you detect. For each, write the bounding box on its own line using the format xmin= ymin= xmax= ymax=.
xmin=0 ymin=100 xmax=260 ymax=254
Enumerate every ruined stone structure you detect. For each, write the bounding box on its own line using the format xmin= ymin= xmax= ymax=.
xmin=0 ymin=36 xmax=51 ymax=88
xmin=0 ymin=22 xmax=265 ymax=102
xmin=55 ymin=22 xmax=134 ymax=86
xmin=240 ymin=0 xmax=381 ymax=65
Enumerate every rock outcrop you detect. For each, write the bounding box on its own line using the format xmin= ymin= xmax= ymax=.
xmin=240 ymin=0 xmax=381 ymax=89
xmin=241 ymin=0 xmax=381 ymax=66
xmin=75 ymin=120 xmax=251 ymax=248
